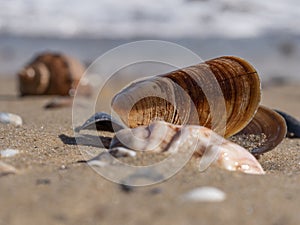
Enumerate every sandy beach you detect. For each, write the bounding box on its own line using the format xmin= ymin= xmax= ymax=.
xmin=1 ymin=1 xmax=300 ymax=224
xmin=0 ymin=77 xmax=299 ymax=225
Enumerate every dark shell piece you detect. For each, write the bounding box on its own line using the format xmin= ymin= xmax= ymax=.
xmin=76 ymin=112 xmax=124 ymax=133
xmin=274 ymin=110 xmax=300 ymax=138
xmin=237 ymin=106 xmax=287 ymax=155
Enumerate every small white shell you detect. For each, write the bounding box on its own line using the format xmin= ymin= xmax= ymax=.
xmin=180 ymin=187 xmax=226 ymax=202
xmin=0 ymin=113 xmax=23 ymax=126
xmin=0 ymin=161 xmax=17 ymax=176
xmin=0 ymin=149 xmax=19 ymax=158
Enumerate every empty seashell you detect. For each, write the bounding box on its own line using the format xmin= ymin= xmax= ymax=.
xmin=0 ymin=112 xmax=23 ymax=126
xmin=180 ymin=187 xmax=226 ymax=202
xmin=237 ymin=106 xmax=287 ymax=155
xmin=18 ymin=52 xmax=91 ymax=96
xmin=110 ymin=121 xmax=265 ymax=174
xmin=112 ymin=56 xmax=261 ymax=138
xmin=0 ymin=149 xmax=19 ymax=158
xmin=0 ymin=161 xmax=17 ymax=176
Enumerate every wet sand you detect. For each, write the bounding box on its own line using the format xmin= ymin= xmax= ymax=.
xmin=0 ymin=77 xmax=299 ymax=225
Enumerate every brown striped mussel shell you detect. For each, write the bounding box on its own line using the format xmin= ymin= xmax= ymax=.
xmin=110 ymin=56 xmax=286 ymax=154
xmin=112 ymin=56 xmax=261 ymax=137
xmin=18 ymin=52 xmax=90 ymax=96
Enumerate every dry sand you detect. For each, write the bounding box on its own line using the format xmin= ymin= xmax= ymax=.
xmin=0 ymin=77 xmax=299 ymax=225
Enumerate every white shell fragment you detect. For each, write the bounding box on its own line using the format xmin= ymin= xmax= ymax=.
xmin=88 ymin=157 xmax=109 ymax=167
xmin=110 ymin=121 xmax=265 ymax=175
xmin=87 ymin=151 xmax=115 ymax=167
xmin=0 ymin=161 xmax=17 ymax=176
xmin=0 ymin=149 xmax=19 ymax=158
xmin=0 ymin=112 xmax=23 ymax=126
xmin=109 ymin=147 xmax=137 ymax=158
xmin=87 ymin=148 xmax=136 ymax=168
xmin=180 ymin=187 xmax=226 ymax=202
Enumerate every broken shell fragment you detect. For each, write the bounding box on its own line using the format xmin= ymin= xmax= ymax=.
xmin=0 ymin=112 xmax=23 ymax=126
xmin=110 ymin=121 xmax=265 ymax=175
xmin=0 ymin=161 xmax=17 ymax=176
xmin=109 ymin=147 xmax=137 ymax=158
xmin=18 ymin=52 xmax=90 ymax=96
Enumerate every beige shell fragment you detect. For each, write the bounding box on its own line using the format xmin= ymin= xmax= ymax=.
xmin=0 ymin=161 xmax=17 ymax=176
xmin=110 ymin=121 xmax=265 ymax=174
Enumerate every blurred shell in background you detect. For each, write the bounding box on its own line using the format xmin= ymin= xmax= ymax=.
xmin=17 ymin=52 xmax=89 ymax=96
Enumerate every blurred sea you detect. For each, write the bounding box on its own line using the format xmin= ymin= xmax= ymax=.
xmin=0 ymin=0 xmax=299 ymax=82
xmin=1 ymin=35 xmax=299 ymax=83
